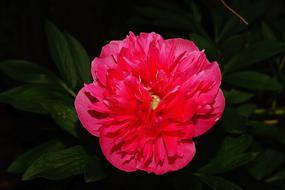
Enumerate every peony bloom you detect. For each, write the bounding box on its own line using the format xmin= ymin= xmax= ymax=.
xmin=75 ymin=32 xmax=225 ymax=175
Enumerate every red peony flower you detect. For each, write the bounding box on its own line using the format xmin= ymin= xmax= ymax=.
xmin=75 ymin=32 xmax=225 ymax=175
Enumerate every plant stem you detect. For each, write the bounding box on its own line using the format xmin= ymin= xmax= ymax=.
xmin=254 ymin=108 xmax=285 ymax=116
xmin=219 ymin=0 xmax=248 ymax=25
xmin=59 ymin=81 xmax=76 ymax=98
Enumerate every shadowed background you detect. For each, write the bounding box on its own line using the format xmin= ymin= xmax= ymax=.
xmin=1 ymin=0 xmax=285 ymax=190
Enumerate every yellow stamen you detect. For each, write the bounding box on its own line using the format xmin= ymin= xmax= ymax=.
xmin=151 ymin=95 xmax=160 ymax=110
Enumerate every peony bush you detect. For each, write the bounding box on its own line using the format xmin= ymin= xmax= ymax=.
xmin=1 ymin=1 xmax=285 ymax=189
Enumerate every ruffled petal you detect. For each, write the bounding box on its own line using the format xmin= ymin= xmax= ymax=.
xmin=141 ymin=140 xmax=196 ymax=175
xmin=99 ymin=136 xmax=138 ymax=172
xmin=166 ymin=38 xmax=199 ymax=58
xmin=75 ymin=32 xmax=224 ymax=175
xmin=100 ymin=40 xmax=124 ymax=58
xmin=193 ymin=89 xmax=225 ymax=137
xmin=74 ymin=87 xmax=102 ymax=137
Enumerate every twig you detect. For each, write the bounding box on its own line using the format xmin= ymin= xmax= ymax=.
xmin=219 ymin=0 xmax=248 ymax=25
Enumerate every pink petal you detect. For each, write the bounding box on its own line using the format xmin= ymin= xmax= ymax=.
xmin=151 ymin=140 xmax=196 ymax=175
xmin=91 ymin=56 xmax=117 ymax=84
xmin=100 ymin=40 xmax=124 ymax=58
xmin=195 ymin=62 xmax=222 ymax=104
xmin=194 ymin=89 xmax=225 ymax=137
xmin=100 ymin=136 xmax=138 ymax=172
xmin=74 ymin=87 xmax=102 ymax=137
xmin=165 ymin=38 xmax=199 ymax=58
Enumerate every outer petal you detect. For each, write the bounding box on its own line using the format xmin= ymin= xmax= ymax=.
xmin=165 ymin=38 xmax=199 ymax=57
xmin=165 ymin=140 xmax=196 ymax=172
xmin=91 ymin=56 xmax=117 ymax=84
xmin=195 ymin=61 xmax=222 ymax=104
xmin=100 ymin=136 xmax=138 ymax=172
xmin=142 ymin=140 xmax=196 ymax=175
xmin=194 ymin=89 xmax=225 ymax=137
xmin=75 ymin=87 xmax=101 ymax=137
xmin=100 ymin=40 xmax=124 ymax=58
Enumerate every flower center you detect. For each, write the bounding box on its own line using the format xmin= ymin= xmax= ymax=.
xmin=150 ymin=95 xmax=160 ymax=110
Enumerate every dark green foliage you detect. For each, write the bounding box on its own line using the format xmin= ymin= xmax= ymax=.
xmin=1 ymin=1 xmax=285 ymax=189
xmin=198 ymin=135 xmax=256 ymax=174
xmin=8 ymin=140 xmax=66 ymax=173
xmin=195 ymin=174 xmax=243 ymax=190
xmin=22 ymin=145 xmax=89 ymax=180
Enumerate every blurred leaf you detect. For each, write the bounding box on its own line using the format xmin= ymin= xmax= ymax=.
xmin=185 ymin=1 xmax=201 ymax=23
xmin=266 ymin=169 xmax=285 ymax=183
xmin=0 ymin=60 xmax=58 ymax=84
xmin=262 ymin=22 xmax=277 ymax=41
xmin=0 ymin=84 xmax=78 ymax=136
xmin=220 ymin=35 xmax=244 ymax=61
xmin=22 ymin=145 xmax=89 ymax=180
xmin=224 ymin=71 xmax=282 ymax=91
xmin=198 ymin=135 xmax=256 ymax=174
xmin=223 ymin=41 xmax=285 ymax=74
xmin=221 ymin=107 xmax=245 ymax=134
xmin=236 ymin=104 xmax=257 ymax=118
xmin=247 ymin=121 xmax=285 ymax=145
xmin=44 ymin=103 xmax=79 ymax=138
xmin=214 ymin=135 xmax=253 ymax=158
xmin=8 ymin=140 xmax=66 ymax=173
xmin=199 ymin=152 xmax=257 ymax=175
xmin=218 ymin=1 xmax=266 ymax=41
xmin=84 ymin=155 xmax=107 ymax=183
xmin=0 ymin=84 xmax=72 ymax=114
xmin=136 ymin=6 xmax=192 ymax=31
xmin=173 ymin=175 xmax=202 ymax=190
xmin=45 ymin=20 xmax=77 ymax=89
xmin=248 ymin=149 xmax=285 ymax=180
xmin=65 ymin=33 xmax=91 ymax=84
xmin=224 ymin=89 xmax=254 ymax=104
xmin=189 ymin=33 xmax=220 ymax=61
xmin=196 ymin=174 xmax=243 ymax=190
xmin=135 ymin=3 xmax=208 ymax=37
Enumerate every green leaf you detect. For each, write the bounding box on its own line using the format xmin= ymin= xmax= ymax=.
xmin=236 ymin=104 xmax=257 ymax=118
xmin=199 ymin=152 xmax=257 ymax=175
xmin=136 ymin=6 xmax=192 ymax=31
xmin=223 ymin=41 xmax=285 ymax=74
xmin=135 ymin=3 xmax=208 ymax=37
xmin=0 ymin=84 xmax=78 ymax=136
xmin=0 ymin=60 xmax=58 ymax=84
xmin=218 ymin=1 xmax=266 ymax=41
xmin=172 ymin=175 xmax=202 ymax=190
xmin=198 ymin=135 xmax=257 ymax=174
xmin=44 ymin=103 xmax=79 ymax=138
xmin=84 ymin=155 xmax=107 ymax=183
xmin=221 ymin=35 xmax=244 ymax=61
xmin=8 ymin=140 xmax=66 ymax=173
xmin=22 ymin=145 xmax=89 ymax=180
xmin=65 ymin=33 xmax=91 ymax=84
xmin=189 ymin=33 xmax=220 ymax=61
xmin=266 ymin=169 xmax=285 ymax=183
xmin=0 ymin=84 xmax=72 ymax=114
xmin=247 ymin=121 xmax=285 ymax=145
xmin=224 ymin=71 xmax=282 ymax=91
xmin=221 ymin=107 xmax=245 ymax=134
xmin=248 ymin=149 xmax=285 ymax=180
xmin=196 ymin=174 xmax=243 ymax=190
xmin=224 ymin=89 xmax=254 ymax=104
xmin=214 ymin=135 xmax=253 ymax=158
xmin=45 ymin=20 xmax=77 ymax=89
xmin=262 ymin=22 xmax=277 ymax=41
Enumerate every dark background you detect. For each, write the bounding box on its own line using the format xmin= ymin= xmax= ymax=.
xmin=0 ymin=0 xmax=145 ymax=189
xmin=1 ymin=0 xmax=285 ymax=190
